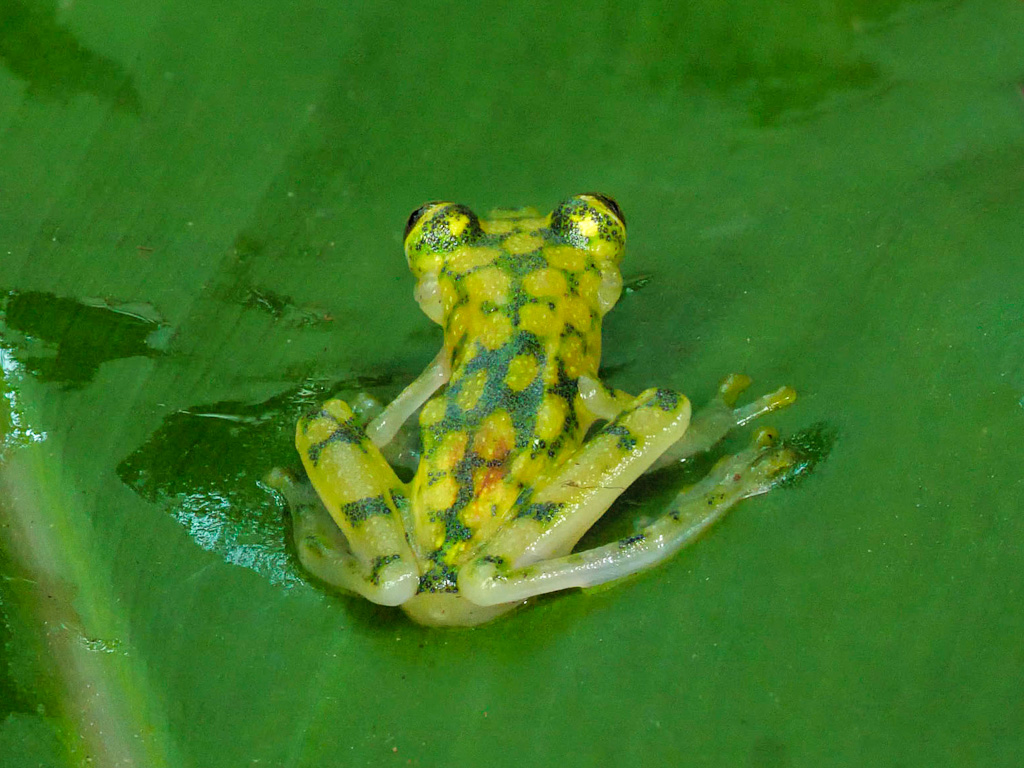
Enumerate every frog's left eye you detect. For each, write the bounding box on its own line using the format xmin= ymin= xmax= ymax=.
xmin=549 ymin=193 xmax=626 ymax=264
xmin=403 ymin=201 xmax=440 ymax=242
xmin=403 ymin=201 xmax=483 ymax=276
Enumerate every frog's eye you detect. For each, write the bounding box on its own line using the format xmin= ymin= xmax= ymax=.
xmin=403 ymin=201 xmax=483 ymax=324
xmin=549 ymin=193 xmax=626 ymax=264
xmin=403 ymin=201 xmax=439 ymax=242
xmin=403 ymin=201 xmax=483 ymax=276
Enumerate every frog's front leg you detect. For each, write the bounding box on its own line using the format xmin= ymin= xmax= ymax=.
xmin=284 ymin=399 xmax=422 ymax=606
xmin=459 ymin=428 xmax=803 ymax=605
xmin=365 ymin=348 xmax=449 ymax=447
xmin=270 ymin=466 xmax=402 ymax=599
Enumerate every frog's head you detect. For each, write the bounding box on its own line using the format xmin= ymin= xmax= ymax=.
xmin=403 ymin=193 xmax=627 ymax=323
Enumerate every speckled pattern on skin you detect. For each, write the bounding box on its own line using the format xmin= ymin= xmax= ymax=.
xmin=270 ymin=194 xmax=802 ymax=626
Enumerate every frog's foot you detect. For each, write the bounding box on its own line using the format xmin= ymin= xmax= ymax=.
xmin=267 ymin=467 xmax=420 ymax=606
xmin=458 ymin=428 xmax=805 ymax=605
xmin=647 ymin=374 xmax=796 ymax=473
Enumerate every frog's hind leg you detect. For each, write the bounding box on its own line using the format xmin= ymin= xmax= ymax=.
xmin=579 ymin=372 xmax=795 ymax=473
xmin=268 ymin=467 xmax=404 ymax=602
xmin=458 ymin=428 xmax=803 ymax=606
xmin=276 ymin=399 xmax=422 ymax=606
xmin=647 ymin=374 xmax=795 ymax=473
xmin=457 ymin=386 xmax=692 ymax=604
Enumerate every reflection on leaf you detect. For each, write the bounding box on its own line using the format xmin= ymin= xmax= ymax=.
xmin=0 ymin=0 xmax=141 ymax=110
xmin=777 ymin=422 xmax=838 ymax=488
xmin=600 ymin=0 xmax=921 ymax=123
xmin=0 ymin=291 xmax=167 ymax=389
xmin=117 ymin=375 xmax=405 ymax=586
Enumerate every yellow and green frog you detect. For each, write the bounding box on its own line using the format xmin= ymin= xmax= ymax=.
xmin=270 ymin=194 xmax=803 ymax=626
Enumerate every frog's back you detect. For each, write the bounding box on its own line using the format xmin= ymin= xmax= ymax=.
xmin=401 ymin=198 xmax=627 ymax=588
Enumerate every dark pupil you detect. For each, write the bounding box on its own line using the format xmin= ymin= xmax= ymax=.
xmin=404 ymin=203 xmax=433 ymax=240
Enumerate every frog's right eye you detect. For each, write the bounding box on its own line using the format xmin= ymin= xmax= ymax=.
xmin=403 ymin=201 xmax=483 ymax=277
xmin=549 ymin=193 xmax=626 ymax=265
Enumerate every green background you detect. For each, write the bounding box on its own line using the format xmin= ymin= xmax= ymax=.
xmin=1 ymin=0 xmax=1023 ymax=765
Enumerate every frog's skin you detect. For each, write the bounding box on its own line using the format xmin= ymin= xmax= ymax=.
xmin=271 ymin=194 xmax=800 ymax=626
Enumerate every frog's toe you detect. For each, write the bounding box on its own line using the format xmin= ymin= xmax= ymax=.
xmin=717 ymin=373 xmax=753 ymax=406
xmin=716 ymin=373 xmax=796 ymax=419
xmin=264 ymin=465 xmax=295 ymax=491
xmin=731 ymin=383 xmax=797 ymax=427
xmin=752 ymin=425 xmax=780 ymax=448
xmin=727 ymin=421 xmax=835 ymax=496
xmin=350 ymin=392 xmax=384 ymax=423
xmin=702 ymin=426 xmax=801 ymax=501
xmin=264 ymin=466 xmax=319 ymax=506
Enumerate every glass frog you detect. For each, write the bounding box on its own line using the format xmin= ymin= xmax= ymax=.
xmin=270 ymin=193 xmax=804 ymax=627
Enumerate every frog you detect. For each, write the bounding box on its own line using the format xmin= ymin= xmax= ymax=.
xmin=269 ymin=193 xmax=805 ymax=627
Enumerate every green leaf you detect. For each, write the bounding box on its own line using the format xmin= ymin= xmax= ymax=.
xmin=2 ymin=0 xmax=1023 ymax=766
